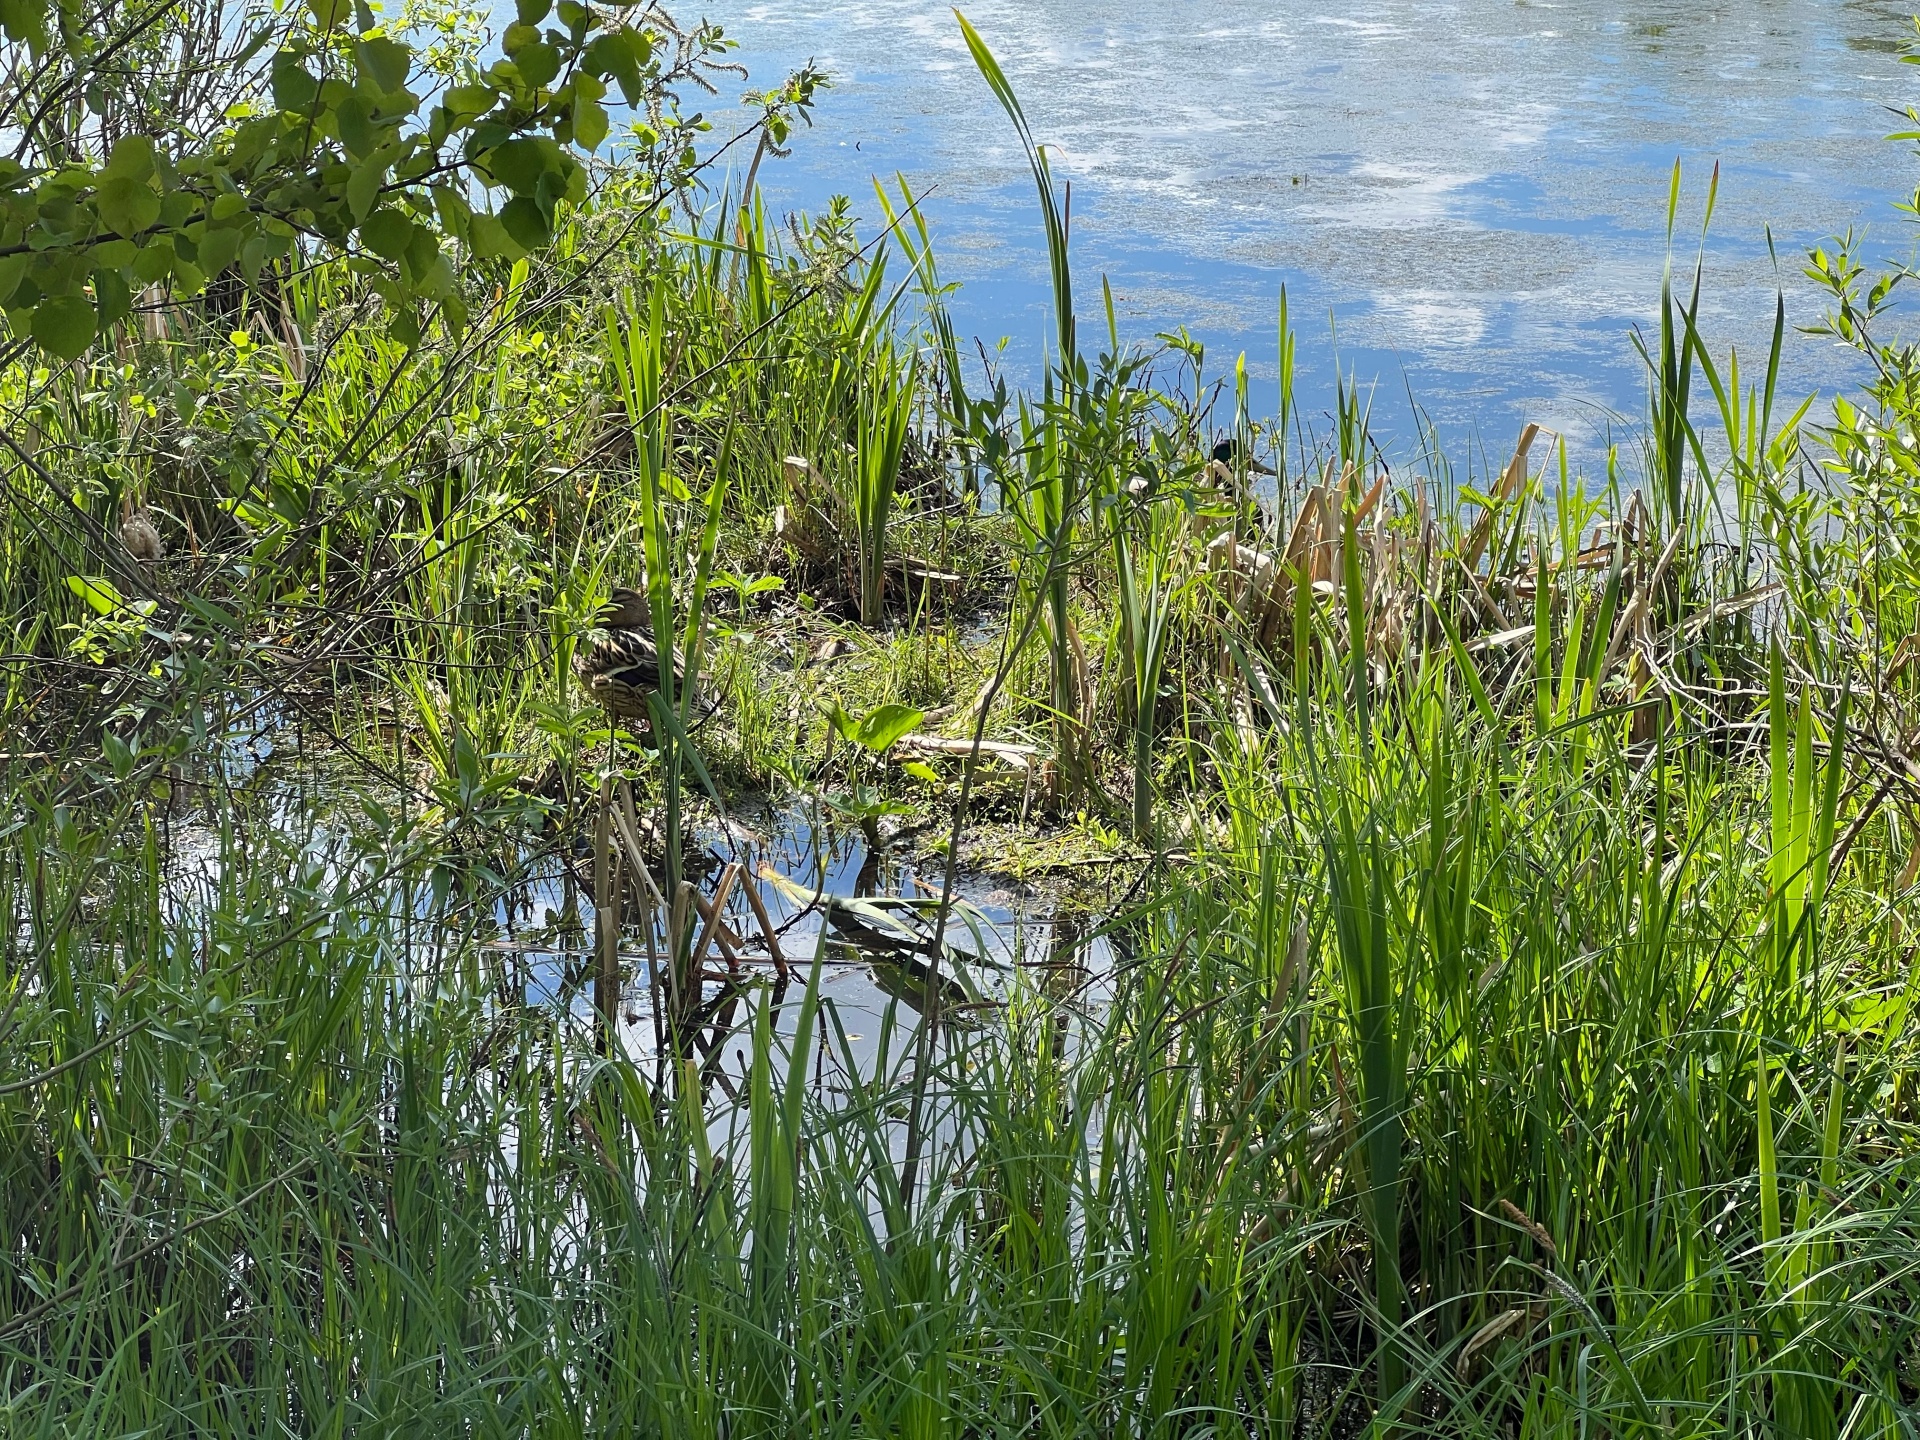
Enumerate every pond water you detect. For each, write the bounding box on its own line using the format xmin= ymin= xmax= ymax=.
xmin=149 ymin=722 xmax=1113 ymax=1088
xmin=707 ymin=0 xmax=1920 ymax=469
xmin=491 ymin=801 xmax=1116 ymax=1087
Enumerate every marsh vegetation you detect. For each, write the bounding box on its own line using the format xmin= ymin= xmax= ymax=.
xmin=6 ymin=2 xmax=1920 ymax=1435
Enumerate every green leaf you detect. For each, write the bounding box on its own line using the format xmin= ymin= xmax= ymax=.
xmin=95 ymin=176 xmax=161 ymax=238
xmin=402 ymin=225 xmax=441 ymax=284
xmin=346 ymin=153 xmax=388 ymax=221
xmin=132 ymin=243 xmax=174 ymax=283
xmin=306 ymin=0 xmax=349 ymax=30
xmin=196 ymin=224 xmax=241 ymax=277
xmin=270 ymin=54 xmax=320 ymax=112
xmin=498 ymin=195 xmax=549 ymax=250
xmin=88 ymin=239 xmax=136 ymax=271
xmin=854 ymin=703 xmax=924 ymax=754
xmin=30 ymin=294 xmax=96 ymax=359
xmin=92 ymin=267 xmax=130 ymax=327
xmin=184 ymin=594 xmax=241 ymax=630
xmin=103 ymin=135 xmax=155 ymax=181
xmin=239 ymin=233 xmax=273 ymax=280
xmin=515 ymin=41 xmax=560 ymax=89
xmin=902 ymin=760 xmax=941 ymax=784
xmin=430 ymin=183 xmax=471 ymax=237
xmin=387 ymin=304 xmax=420 ymax=347
xmin=334 ymin=92 xmax=376 ymax=158
xmin=66 ymin=575 xmax=124 ymax=615
xmin=0 ymin=254 xmax=29 ymax=306
xmin=0 ymin=0 xmax=49 ymax=48
xmin=585 ymin=32 xmax=643 ymax=104
xmin=466 ymin=211 xmax=525 ymax=260
xmin=359 ymin=207 xmax=414 ymax=261
xmin=826 ymin=701 xmax=858 ymax=744
xmin=483 ymin=137 xmax=553 ymax=194
xmin=573 ymin=95 xmax=608 ymax=151
xmin=515 ymin=0 xmax=550 ymax=23
xmin=356 ymin=36 xmax=410 ymax=94
xmin=443 ymin=82 xmax=495 ymax=118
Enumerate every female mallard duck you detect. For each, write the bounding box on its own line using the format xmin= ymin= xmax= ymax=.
xmin=576 ymin=586 xmax=683 ymax=724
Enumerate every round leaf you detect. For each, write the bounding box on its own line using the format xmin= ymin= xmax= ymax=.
xmin=498 ymin=195 xmax=549 ymax=251
xmin=355 ymin=36 xmax=411 ymax=95
xmin=92 ymin=267 xmax=131 ymax=327
xmin=443 ymin=82 xmax=496 ymax=118
xmin=95 ymin=176 xmax=161 ymax=238
xmin=573 ymin=95 xmax=609 ymax=152
xmin=483 ymin=137 xmax=552 ymax=195
xmin=359 ymin=207 xmax=415 ymax=261
xmin=465 ymin=211 xmax=525 ymax=261
xmin=515 ymin=42 xmax=560 ymax=89
xmin=103 ymin=135 xmax=156 ymax=181
xmin=30 ymin=294 xmax=98 ymax=359
xmin=306 ymin=0 xmax=349 ymax=30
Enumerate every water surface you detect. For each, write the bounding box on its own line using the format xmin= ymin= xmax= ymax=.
xmin=710 ymin=0 xmax=1920 ymax=467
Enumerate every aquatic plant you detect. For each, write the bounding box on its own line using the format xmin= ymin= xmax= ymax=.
xmin=4 ymin=6 xmax=1920 ymax=1436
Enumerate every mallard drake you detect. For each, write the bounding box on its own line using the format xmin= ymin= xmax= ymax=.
xmin=1208 ymin=438 xmax=1277 ymax=487
xmin=576 ymin=586 xmax=683 ymax=723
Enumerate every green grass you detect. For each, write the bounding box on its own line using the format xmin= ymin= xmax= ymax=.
xmin=6 ymin=19 xmax=1920 ymax=1438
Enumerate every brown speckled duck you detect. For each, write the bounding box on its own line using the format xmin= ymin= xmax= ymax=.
xmin=575 ymin=586 xmax=683 ymax=724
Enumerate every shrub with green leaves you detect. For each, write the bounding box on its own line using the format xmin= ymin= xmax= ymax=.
xmin=0 ymin=0 xmax=773 ymax=356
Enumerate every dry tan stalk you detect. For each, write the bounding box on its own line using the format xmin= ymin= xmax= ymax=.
xmin=1670 ymin=582 xmax=1782 ymax=642
xmin=1600 ymin=525 xmax=1685 ymax=681
xmin=896 ymin=733 xmax=1042 ymax=768
xmin=1262 ymin=489 xmax=1319 ymax=646
xmin=1462 ymin=422 xmax=1541 ymax=574
xmin=1623 ymin=489 xmax=1649 ymax=544
xmin=897 ymin=554 xmax=965 ymax=587
xmin=740 ymin=873 xmax=789 ymax=980
xmin=667 ymin=883 xmax=691 ymax=1013
xmin=1247 ymin=921 xmax=1312 ymax=1052
xmin=610 ymin=784 xmax=662 ymax=902
xmin=1207 ymin=533 xmax=1283 ymax=636
xmin=1066 ymin=614 xmax=1096 ymax=725
xmin=1459 ymin=562 xmax=1511 ymax=630
xmin=1281 ymin=486 xmax=1326 ymax=576
xmin=1310 ymin=500 xmax=1339 ymax=584
xmin=1228 ymin=680 xmax=1258 ymax=751
xmin=1466 ymin=625 xmax=1536 ymax=654
xmin=689 ymin=889 xmax=746 ymax=969
xmin=598 ymin=842 xmax=622 ymax=1044
xmin=689 ymin=863 xmax=741 ymax=977
xmin=1897 ymin=829 xmax=1920 ymax=894
xmin=1353 ymin=473 xmax=1385 ymax=525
